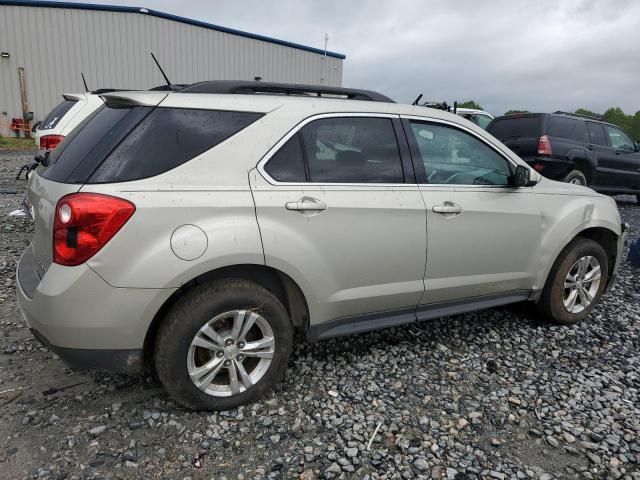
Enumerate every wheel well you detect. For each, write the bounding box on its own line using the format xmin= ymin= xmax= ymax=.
xmin=575 ymin=227 xmax=618 ymax=279
xmin=142 ymin=265 xmax=310 ymax=363
xmin=571 ymin=157 xmax=592 ymax=183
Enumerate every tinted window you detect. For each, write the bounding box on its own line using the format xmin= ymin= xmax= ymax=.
xmin=410 ymin=122 xmax=511 ymax=186
xmin=90 ymin=108 xmax=262 ymax=183
xmin=605 ymin=125 xmax=634 ymax=150
xmin=43 ymin=106 xmax=151 ymax=183
xmin=487 ymin=116 xmax=543 ymax=140
xmin=587 ymin=123 xmax=608 ymax=146
xmin=264 ymin=134 xmax=307 ymax=182
xmin=300 ymin=117 xmax=403 ymax=183
xmin=548 ymin=116 xmax=581 ymax=138
xmin=40 ymin=100 xmax=77 ymax=130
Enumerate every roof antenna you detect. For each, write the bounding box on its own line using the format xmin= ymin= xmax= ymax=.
xmin=412 ymin=94 xmax=423 ymax=106
xmin=81 ymin=72 xmax=89 ymax=92
xmin=150 ymin=52 xmax=172 ymax=88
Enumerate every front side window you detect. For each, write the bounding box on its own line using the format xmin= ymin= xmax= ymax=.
xmin=605 ymin=125 xmax=634 ymax=150
xmin=299 ymin=117 xmax=404 ymax=183
xmin=586 ymin=122 xmax=608 ymax=146
xmin=409 ymin=122 xmax=511 ymax=186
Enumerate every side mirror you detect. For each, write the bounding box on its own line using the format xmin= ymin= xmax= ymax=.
xmin=514 ymin=165 xmax=536 ymax=187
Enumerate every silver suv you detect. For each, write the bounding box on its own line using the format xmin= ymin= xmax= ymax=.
xmin=17 ymin=81 xmax=626 ymax=410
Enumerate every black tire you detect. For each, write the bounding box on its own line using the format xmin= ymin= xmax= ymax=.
xmin=537 ymin=238 xmax=608 ymax=324
xmin=154 ymin=279 xmax=293 ymax=410
xmin=564 ymin=170 xmax=587 ymax=186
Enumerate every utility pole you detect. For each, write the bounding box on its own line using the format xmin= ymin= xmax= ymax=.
xmin=18 ymin=67 xmax=31 ymax=138
xmin=321 ymin=33 xmax=329 ymax=84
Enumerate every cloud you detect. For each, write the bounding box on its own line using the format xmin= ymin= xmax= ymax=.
xmin=66 ymin=0 xmax=640 ymax=115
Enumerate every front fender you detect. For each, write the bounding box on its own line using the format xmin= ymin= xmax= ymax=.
xmin=534 ymin=194 xmax=620 ymax=291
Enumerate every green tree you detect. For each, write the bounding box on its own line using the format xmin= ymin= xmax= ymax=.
xmin=504 ymin=110 xmax=530 ymax=115
xmin=457 ymin=100 xmax=483 ymax=110
xmin=574 ymin=108 xmax=599 ymax=118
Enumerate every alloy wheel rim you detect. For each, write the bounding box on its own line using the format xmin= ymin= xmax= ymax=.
xmin=187 ymin=310 xmax=275 ymax=397
xmin=563 ymin=256 xmax=601 ymax=314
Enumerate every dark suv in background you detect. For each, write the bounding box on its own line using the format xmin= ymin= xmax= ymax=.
xmin=487 ymin=112 xmax=640 ymax=202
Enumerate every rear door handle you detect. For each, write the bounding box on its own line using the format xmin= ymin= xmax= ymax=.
xmin=285 ymin=196 xmax=327 ymax=212
xmin=432 ymin=202 xmax=463 ymax=215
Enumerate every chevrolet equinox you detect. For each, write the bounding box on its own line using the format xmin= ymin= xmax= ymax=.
xmin=17 ymin=81 xmax=627 ymax=410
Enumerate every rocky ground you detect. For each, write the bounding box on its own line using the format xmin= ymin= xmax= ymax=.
xmin=0 ymin=150 xmax=639 ymax=480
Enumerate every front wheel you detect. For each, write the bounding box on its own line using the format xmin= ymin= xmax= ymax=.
xmin=564 ymin=170 xmax=587 ymax=186
xmin=154 ymin=279 xmax=293 ymax=410
xmin=537 ymin=238 xmax=608 ymax=324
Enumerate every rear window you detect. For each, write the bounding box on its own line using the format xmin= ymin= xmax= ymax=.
xmin=39 ymin=99 xmax=77 ymax=130
xmin=487 ymin=116 xmax=543 ymax=140
xmin=42 ymin=106 xmax=263 ymax=184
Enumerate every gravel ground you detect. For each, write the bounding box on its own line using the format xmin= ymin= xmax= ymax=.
xmin=0 ymin=150 xmax=639 ymax=480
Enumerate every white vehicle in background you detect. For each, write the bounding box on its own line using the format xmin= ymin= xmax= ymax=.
xmin=34 ymin=93 xmax=104 ymax=151
xmin=456 ymin=108 xmax=494 ymax=130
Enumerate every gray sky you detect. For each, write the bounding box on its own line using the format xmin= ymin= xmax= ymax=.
xmin=70 ymin=0 xmax=640 ymax=115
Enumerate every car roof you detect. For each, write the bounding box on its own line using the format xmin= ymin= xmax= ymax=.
xmin=456 ymin=108 xmax=492 ymax=116
xmin=101 ymin=90 xmax=471 ymax=122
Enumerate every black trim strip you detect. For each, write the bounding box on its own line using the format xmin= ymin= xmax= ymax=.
xmin=308 ymin=290 xmax=531 ymax=341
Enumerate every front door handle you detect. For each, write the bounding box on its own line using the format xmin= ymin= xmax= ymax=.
xmin=285 ymin=196 xmax=327 ymax=212
xmin=432 ymin=201 xmax=463 ymax=215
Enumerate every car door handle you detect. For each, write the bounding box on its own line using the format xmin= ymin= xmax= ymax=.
xmin=432 ymin=202 xmax=463 ymax=214
xmin=285 ymin=197 xmax=327 ymax=212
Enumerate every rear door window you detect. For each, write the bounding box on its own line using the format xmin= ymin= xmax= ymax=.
xmin=586 ymin=123 xmax=608 ymax=146
xmin=299 ymin=117 xmax=404 ymax=183
xmin=487 ymin=116 xmax=543 ymax=140
xmin=40 ymin=100 xmax=78 ymax=130
xmin=264 ymin=134 xmax=307 ymax=182
xmin=605 ymin=125 xmax=634 ymax=150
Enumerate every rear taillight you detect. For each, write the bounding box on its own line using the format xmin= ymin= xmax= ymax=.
xmin=53 ymin=193 xmax=135 ymax=266
xmin=39 ymin=134 xmax=65 ymax=150
xmin=537 ymin=135 xmax=552 ymax=156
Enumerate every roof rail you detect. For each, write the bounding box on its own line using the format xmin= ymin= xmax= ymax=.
xmin=179 ymin=81 xmax=394 ymax=103
xmin=553 ymin=110 xmax=602 ymax=121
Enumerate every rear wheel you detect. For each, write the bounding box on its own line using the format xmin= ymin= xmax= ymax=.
xmin=564 ymin=170 xmax=587 ymax=186
xmin=154 ymin=279 xmax=293 ymax=410
xmin=537 ymin=238 xmax=608 ymax=324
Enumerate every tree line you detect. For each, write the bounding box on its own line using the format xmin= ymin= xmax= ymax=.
xmin=457 ymin=101 xmax=640 ymax=140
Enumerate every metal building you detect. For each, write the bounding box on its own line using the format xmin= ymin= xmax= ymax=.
xmin=0 ymin=0 xmax=345 ymax=136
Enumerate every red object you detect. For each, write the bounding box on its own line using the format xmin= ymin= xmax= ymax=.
xmin=533 ymin=163 xmax=545 ymax=172
xmin=40 ymin=134 xmax=65 ymax=150
xmin=537 ymin=135 xmax=553 ymax=156
xmin=53 ymin=193 xmax=135 ymax=266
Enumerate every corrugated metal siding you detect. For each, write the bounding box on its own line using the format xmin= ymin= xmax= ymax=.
xmin=0 ymin=5 xmax=343 ymax=135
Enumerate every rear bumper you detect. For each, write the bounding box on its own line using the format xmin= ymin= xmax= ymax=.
xmin=16 ymin=245 xmax=175 ymax=374
xmin=30 ymin=328 xmax=143 ymax=375
xmin=523 ymin=157 xmax=575 ymax=181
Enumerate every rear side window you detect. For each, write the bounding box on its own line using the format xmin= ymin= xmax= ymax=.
xmin=487 ymin=116 xmax=543 ymax=140
xmin=300 ymin=117 xmax=404 ymax=183
xmin=90 ymin=108 xmax=262 ymax=183
xmin=40 ymin=100 xmax=77 ymax=130
xmin=43 ymin=106 xmax=262 ymax=184
xmin=587 ymin=123 xmax=608 ymax=146
xmin=548 ymin=116 xmax=581 ymax=138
